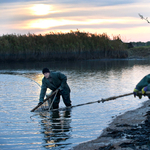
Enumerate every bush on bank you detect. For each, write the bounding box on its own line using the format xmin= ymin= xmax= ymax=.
xmin=0 ymin=31 xmax=129 ymax=62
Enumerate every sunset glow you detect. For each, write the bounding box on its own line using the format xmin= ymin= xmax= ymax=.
xmin=28 ymin=18 xmax=129 ymax=29
xmin=0 ymin=0 xmax=150 ymax=42
xmin=29 ymin=19 xmax=79 ymax=29
xmin=30 ymin=4 xmax=51 ymax=15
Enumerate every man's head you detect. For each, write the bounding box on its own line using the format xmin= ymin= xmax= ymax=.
xmin=42 ymin=68 xmax=50 ymax=78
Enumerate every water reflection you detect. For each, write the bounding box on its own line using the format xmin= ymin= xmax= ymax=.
xmin=39 ymin=109 xmax=72 ymax=149
xmin=1 ymin=59 xmax=150 ymax=72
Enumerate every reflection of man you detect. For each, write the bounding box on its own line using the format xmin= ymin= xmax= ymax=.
xmin=40 ymin=109 xmax=72 ymax=148
xmin=39 ymin=68 xmax=71 ymax=109
xmin=51 ymin=110 xmax=71 ymax=133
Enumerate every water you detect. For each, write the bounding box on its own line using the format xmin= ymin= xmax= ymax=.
xmin=0 ymin=59 xmax=150 ymax=150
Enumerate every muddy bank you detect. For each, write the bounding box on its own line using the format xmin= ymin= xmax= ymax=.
xmin=72 ymin=100 xmax=150 ymax=150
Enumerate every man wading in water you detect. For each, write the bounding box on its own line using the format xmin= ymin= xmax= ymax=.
xmin=38 ymin=68 xmax=71 ymax=109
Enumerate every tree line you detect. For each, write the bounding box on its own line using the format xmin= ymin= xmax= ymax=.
xmin=131 ymin=41 xmax=150 ymax=47
xmin=0 ymin=30 xmax=129 ymax=62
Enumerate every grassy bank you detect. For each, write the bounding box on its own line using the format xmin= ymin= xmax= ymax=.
xmin=0 ymin=31 xmax=128 ymax=62
xmin=128 ymin=46 xmax=150 ymax=59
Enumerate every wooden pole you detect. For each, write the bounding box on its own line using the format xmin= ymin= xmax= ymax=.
xmin=70 ymin=92 xmax=134 ymax=108
xmin=31 ymin=91 xmax=150 ymax=112
xmin=51 ymin=91 xmax=150 ymax=111
xmin=31 ymin=89 xmax=58 ymax=112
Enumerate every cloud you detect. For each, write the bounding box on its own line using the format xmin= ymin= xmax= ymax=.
xmin=0 ymin=0 xmax=139 ymax=6
xmin=0 ymin=2 xmax=144 ymax=23
xmin=0 ymin=0 xmax=150 ymax=42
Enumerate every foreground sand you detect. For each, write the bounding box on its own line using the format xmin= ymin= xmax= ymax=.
xmin=72 ymin=99 xmax=150 ymax=150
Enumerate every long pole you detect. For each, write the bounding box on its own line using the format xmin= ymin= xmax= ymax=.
xmin=51 ymin=91 xmax=150 ymax=111
xmin=31 ymin=91 xmax=150 ymax=112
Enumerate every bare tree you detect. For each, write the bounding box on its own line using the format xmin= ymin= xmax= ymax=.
xmin=138 ymin=13 xmax=150 ymax=23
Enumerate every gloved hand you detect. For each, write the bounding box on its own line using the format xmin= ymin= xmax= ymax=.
xmin=142 ymin=86 xmax=148 ymax=96
xmin=133 ymin=88 xmax=142 ymax=99
xmin=38 ymin=102 xmax=43 ymax=105
xmin=57 ymin=87 xmax=63 ymax=95
xmin=58 ymin=86 xmax=63 ymax=91
xmin=133 ymin=88 xmax=139 ymax=97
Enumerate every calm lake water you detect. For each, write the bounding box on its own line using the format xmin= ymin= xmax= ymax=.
xmin=1 ymin=59 xmax=150 ymax=150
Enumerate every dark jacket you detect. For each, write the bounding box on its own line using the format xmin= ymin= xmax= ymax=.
xmin=39 ymin=71 xmax=70 ymax=102
xmin=136 ymin=74 xmax=150 ymax=91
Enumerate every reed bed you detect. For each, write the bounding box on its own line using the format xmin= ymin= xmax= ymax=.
xmin=0 ymin=31 xmax=128 ymax=62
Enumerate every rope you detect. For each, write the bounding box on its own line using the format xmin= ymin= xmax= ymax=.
xmin=51 ymin=91 xmax=150 ymax=112
xmin=30 ymin=92 xmax=132 ymax=119
xmin=22 ymin=75 xmax=41 ymax=87
xmin=1 ymin=73 xmax=41 ymax=88
xmin=30 ymin=113 xmax=39 ymax=120
xmin=30 ymin=91 xmax=150 ymax=120
xmin=47 ymin=92 xmax=133 ymax=112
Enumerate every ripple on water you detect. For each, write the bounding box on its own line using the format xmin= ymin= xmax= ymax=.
xmin=0 ymin=63 xmax=149 ymax=150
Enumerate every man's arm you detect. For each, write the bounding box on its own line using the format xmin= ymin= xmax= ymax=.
xmin=39 ymin=79 xmax=47 ymax=102
xmin=57 ymin=72 xmax=67 ymax=90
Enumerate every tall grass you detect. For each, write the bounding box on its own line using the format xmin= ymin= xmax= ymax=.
xmin=0 ymin=30 xmax=128 ymax=62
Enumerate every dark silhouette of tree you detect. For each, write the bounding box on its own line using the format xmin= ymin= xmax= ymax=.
xmin=138 ymin=13 xmax=150 ymax=23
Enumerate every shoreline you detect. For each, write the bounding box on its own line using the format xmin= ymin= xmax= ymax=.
xmin=72 ymin=99 xmax=150 ymax=150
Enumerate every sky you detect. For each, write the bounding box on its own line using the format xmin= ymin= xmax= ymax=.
xmin=0 ymin=0 xmax=150 ymax=42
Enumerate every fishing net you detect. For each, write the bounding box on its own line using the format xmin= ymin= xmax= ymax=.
xmin=34 ymin=98 xmax=52 ymax=112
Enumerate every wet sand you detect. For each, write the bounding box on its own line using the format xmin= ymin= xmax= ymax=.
xmin=72 ymin=99 xmax=150 ymax=150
